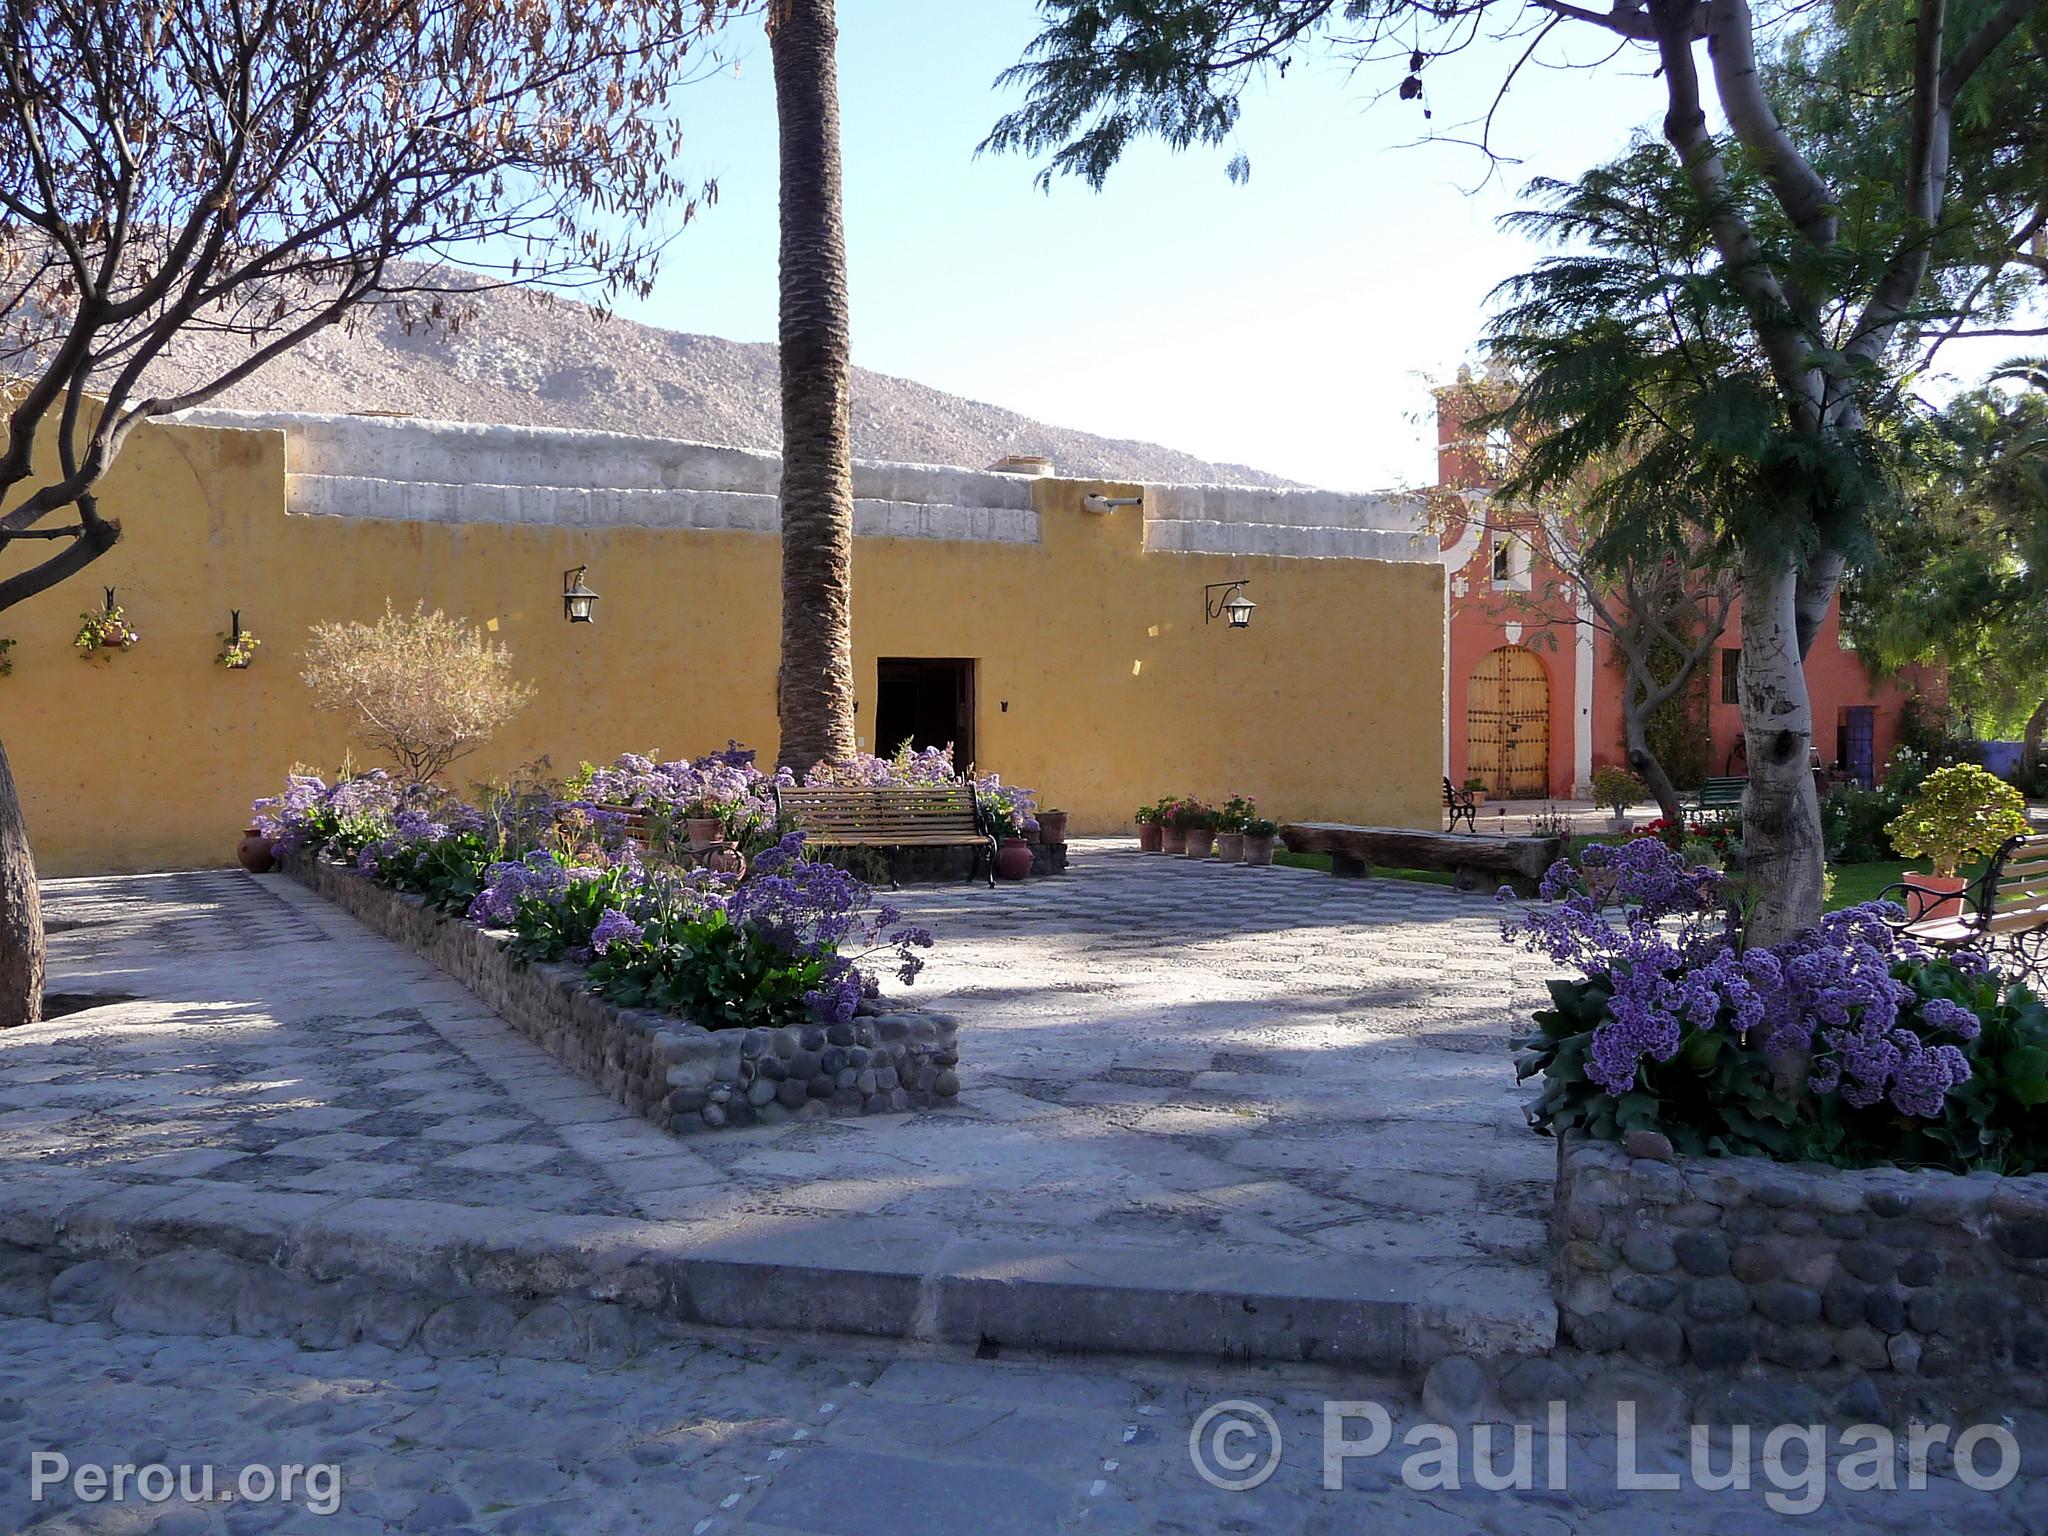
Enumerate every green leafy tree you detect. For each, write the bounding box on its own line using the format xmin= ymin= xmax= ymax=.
xmin=987 ymin=0 xmax=2048 ymax=942
xmin=1848 ymin=366 xmax=2048 ymax=784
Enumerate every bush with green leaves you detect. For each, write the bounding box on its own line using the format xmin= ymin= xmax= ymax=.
xmin=1886 ymin=763 xmax=2032 ymax=878
xmin=1591 ymin=765 xmax=1648 ymax=816
xmin=585 ymin=904 xmax=836 ymax=1031
xmin=1821 ymin=783 xmax=1906 ymax=864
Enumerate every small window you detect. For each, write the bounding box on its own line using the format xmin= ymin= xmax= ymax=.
xmin=1485 ymin=426 xmax=1513 ymax=475
xmin=1489 ymin=532 xmax=1531 ymax=592
xmin=1722 ymin=648 xmax=1742 ymax=705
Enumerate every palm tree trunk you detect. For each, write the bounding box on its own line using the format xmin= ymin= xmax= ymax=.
xmin=1737 ymin=548 xmax=1826 ymax=943
xmin=770 ymin=0 xmax=858 ymax=774
xmin=0 ymin=737 xmax=44 ymax=1029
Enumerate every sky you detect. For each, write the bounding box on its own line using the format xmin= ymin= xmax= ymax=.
xmin=614 ymin=2 xmax=1676 ymax=491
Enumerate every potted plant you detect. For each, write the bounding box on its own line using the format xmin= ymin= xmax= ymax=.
xmin=1037 ymin=807 xmax=1069 ymax=844
xmin=1175 ymin=800 xmax=1218 ymax=859
xmin=681 ymin=792 xmax=728 ymax=850
xmin=1135 ymin=802 xmax=1164 ymax=853
xmin=1158 ymin=798 xmax=1191 ymax=856
xmin=216 ymin=629 xmax=262 ymax=670
xmin=1214 ymin=794 xmax=1256 ymax=864
xmin=1886 ymin=763 xmax=2032 ymax=920
xmin=0 ymin=637 xmax=13 ymax=676
xmin=1242 ymin=817 xmax=1279 ymax=866
xmin=985 ymin=787 xmax=1035 ymax=878
xmin=1462 ymin=773 xmax=1488 ymax=807
xmin=74 ymin=603 xmax=137 ymax=657
xmin=1592 ymin=765 xmax=1647 ymax=832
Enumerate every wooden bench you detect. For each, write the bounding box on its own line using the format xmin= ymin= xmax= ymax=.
xmin=1278 ymin=822 xmax=1564 ymax=897
xmin=774 ymin=783 xmax=998 ymax=887
xmin=1880 ymin=833 xmax=2048 ymax=989
xmin=1443 ymin=776 xmax=1477 ymax=834
xmin=1685 ymin=776 xmax=1746 ymax=824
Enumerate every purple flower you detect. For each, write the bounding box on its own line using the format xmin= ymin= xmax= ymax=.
xmin=591 ymin=909 xmax=645 ymax=954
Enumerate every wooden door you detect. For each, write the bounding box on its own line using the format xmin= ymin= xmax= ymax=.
xmin=1466 ymin=646 xmax=1550 ymax=798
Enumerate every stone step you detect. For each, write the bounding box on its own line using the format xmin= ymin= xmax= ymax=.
xmin=0 ymin=1164 xmax=1555 ymax=1370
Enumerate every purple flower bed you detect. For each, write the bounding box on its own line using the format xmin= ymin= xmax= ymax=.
xmin=1503 ymin=838 xmax=2048 ymax=1172
xmin=255 ymin=752 xmax=934 ymax=1035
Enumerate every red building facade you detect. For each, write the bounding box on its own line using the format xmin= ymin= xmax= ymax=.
xmin=1435 ymin=388 xmax=1940 ymax=800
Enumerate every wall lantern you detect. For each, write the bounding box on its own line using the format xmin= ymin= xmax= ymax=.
xmin=562 ymin=566 xmax=600 ymax=623
xmin=1204 ymin=579 xmax=1256 ymax=630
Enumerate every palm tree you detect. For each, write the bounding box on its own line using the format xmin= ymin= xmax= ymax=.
xmin=769 ymin=0 xmax=858 ymax=773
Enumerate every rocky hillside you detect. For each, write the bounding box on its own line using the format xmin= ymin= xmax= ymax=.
xmin=137 ymin=268 xmax=1297 ymax=487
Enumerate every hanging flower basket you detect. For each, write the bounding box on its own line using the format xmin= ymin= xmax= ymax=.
xmin=217 ymin=630 xmax=262 ymax=670
xmin=75 ymin=606 xmax=137 ymax=658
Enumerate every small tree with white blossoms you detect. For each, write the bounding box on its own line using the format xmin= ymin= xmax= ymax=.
xmin=303 ymin=603 xmax=533 ymax=785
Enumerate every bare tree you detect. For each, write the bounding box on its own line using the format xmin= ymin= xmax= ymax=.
xmin=0 ymin=0 xmax=741 ymax=1026
xmin=768 ymin=0 xmax=858 ymax=773
xmin=302 ymin=604 xmax=535 ymax=786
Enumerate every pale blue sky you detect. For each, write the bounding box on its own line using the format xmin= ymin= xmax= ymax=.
xmin=619 ymin=2 xmax=1678 ymax=490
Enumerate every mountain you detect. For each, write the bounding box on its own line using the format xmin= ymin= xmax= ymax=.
xmin=136 ymin=267 xmax=1301 ymax=488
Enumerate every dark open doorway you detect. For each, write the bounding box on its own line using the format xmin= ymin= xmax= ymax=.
xmin=875 ymin=658 xmax=976 ymax=769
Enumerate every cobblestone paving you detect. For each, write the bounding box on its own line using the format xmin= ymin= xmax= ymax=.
xmin=4 ymin=1315 xmax=2044 ymax=1534
xmin=10 ymin=846 xmax=1556 ymax=1337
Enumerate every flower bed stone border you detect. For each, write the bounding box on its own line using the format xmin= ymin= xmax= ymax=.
xmin=1556 ymin=1135 xmax=2048 ymax=1387
xmin=282 ymin=853 xmax=960 ymax=1135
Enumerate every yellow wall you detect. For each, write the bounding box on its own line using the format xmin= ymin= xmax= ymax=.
xmin=0 ymin=418 xmax=1444 ymax=875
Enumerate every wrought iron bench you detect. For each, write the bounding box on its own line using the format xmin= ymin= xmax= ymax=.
xmin=1443 ymin=776 xmax=1477 ymax=834
xmin=1879 ymin=833 xmax=2048 ymax=989
xmin=1685 ymin=776 xmax=1747 ymax=824
xmin=774 ymin=783 xmax=997 ymax=888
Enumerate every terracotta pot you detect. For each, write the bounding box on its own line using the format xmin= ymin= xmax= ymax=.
xmin=1038 ymin=810 xmax=1069 ymax=844
xmin=1902 ymin=871 xmax=1968 ymax=923
xmin=685 ymin=817 xmax=724 ymax=850
xmin=1138 ymin=821 xmax=1163 ymax=853
xmin=1160 ymin=825 xmax=1188 ymax=856
xmin=237 ymin=826 xmax=276 ymax=874
xmin=996 ymin=836 xmax=1035 ymax=880
xmin=1242 ymin=834 xmax=1277 ymax=866
xmin=1214 ymin=831 xmax=1245 ymax=864
xmin=705 ymin=847 xmax=747 ymax=878
xmin=1467 ymin=788 xmax=1486 ymax=806
xmin=1184 ymin=828 xmax=1216 ymax=860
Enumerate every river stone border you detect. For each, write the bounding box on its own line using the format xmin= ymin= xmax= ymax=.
xmin=281 ymin=854 xmax=961 ymax=1135
xmin=1556 ymin=1135 xmax=2048 ymax=1387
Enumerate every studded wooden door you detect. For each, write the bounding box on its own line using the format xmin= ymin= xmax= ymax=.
xmin=1466 ymin=646 xmax=1550 ymax=798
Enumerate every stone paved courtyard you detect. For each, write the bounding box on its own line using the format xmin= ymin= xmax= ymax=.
xmin=7 ymin=845 xmax=2048 ymax=1531
xmin=5 ymin=843 xmax=1554 ymax=1355
xmin=5 ymin=1315 xmax=2044 ymax=1533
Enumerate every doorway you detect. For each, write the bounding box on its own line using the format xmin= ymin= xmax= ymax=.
xmin=1466 ymin=645 xmax=1551 ymax=798
xmin=875 ymin=658 xmax=976 ymax=769
xmin=1840 ymin=706 xmax=1877 ymax=789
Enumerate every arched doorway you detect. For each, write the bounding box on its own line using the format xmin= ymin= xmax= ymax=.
xmin=1466 ymin=646 xmax=1550 ymax=798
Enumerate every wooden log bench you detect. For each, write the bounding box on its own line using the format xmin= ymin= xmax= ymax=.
xmin=775 ymin=783 xmax=998 ymax=887
xmin=1278 ymin=822 xmax=1565 ymax=897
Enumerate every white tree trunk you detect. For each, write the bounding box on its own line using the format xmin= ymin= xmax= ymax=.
xmin=1738 ymin=550 xmax=1826 ymax=943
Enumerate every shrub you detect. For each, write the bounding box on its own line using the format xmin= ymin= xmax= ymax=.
xmin=1503 ymin=839 xmax=2040 ymax=1171
xmin=1166 ymin=798 xmax=1215 ymax=832
xmin=1591 ymin=764 xmax=1647 ymax=816
xmin=258 ymin=762 xmax=936 ymax=1034
xmin=1821 ymin=783 xmax=1904 ymax=864
xmin=1243 ymin=817 xmax=1278 ymax=838
xmin=1885 ymin=763 xmax=2032 ymax=878
xmin=302 ymin=602 xmax=533 ymax=785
